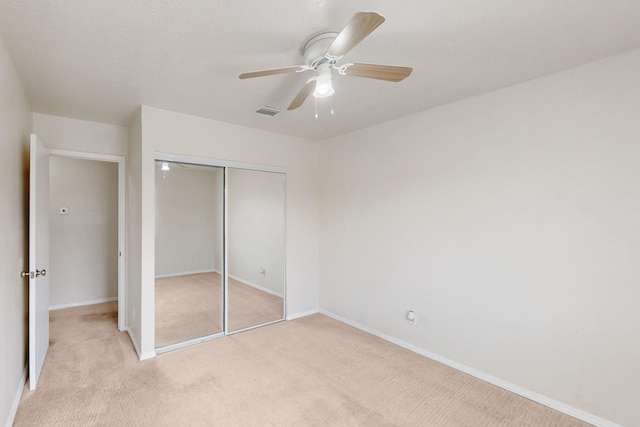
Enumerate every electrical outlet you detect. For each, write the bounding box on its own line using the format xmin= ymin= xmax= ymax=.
xmin=407 ymin=310 xmax=417 ymax=326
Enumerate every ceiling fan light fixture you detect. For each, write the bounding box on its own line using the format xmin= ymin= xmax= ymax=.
xmin=313 ymin=72 xmax=334 ymax=98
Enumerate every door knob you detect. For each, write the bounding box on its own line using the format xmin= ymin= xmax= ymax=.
xmin=21 ymin=269 xmax=46 ymax=278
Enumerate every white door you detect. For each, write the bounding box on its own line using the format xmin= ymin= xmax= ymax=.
xmin=28 ymin=133 xmax=50 ymax=390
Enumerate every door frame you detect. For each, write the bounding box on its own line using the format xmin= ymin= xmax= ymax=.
xmin=49 ymin=149 xmax=126 ymax=331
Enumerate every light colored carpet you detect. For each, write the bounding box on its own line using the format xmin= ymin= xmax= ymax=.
xmin=14 ymin=302 xmax=590 ymax=426
xmin=155 ymin=272 xmax=284 ymax=347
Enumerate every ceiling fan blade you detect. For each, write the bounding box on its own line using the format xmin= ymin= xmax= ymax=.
xmin=326 ymin=12 xmax=385 ymax=60
xmin=341 ymin=63 xmax=413 ymax=82
xmin=288 ymin=80 xmax=316 ymax=110
xmin=239 ymin=66 xmax=306 ymax=79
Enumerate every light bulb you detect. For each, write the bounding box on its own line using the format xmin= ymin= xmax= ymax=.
xmin=313 ymin=73 xmax=334 ymax=98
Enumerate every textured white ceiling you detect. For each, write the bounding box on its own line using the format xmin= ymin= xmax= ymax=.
xmin=1 ymin=1 xmax=640 ymax=140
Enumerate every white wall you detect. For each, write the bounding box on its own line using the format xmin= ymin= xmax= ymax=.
xmin=0 ymin=35 xmax=32 ymax=427
xmin=155 ymin=165 xmax=222 ymax=277
xmin=49 ymin=156 xmax=118 ymax=307
xmin=228 ymin=168 xmax=285 ymax=296
xmin=319 ymin=49 xmax=640 ymax=427
xmin=33 ymin=113 xmax=127 ymax=156
xmin=132 ymin=105 xmax=320 ymax=356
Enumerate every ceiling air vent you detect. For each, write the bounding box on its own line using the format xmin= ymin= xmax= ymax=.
xmin=255 ymin=106 xmax=281 ymax=117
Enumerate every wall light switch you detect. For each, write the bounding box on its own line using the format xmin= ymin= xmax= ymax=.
xmin=59 ymin=207 xmax=69 ymax=215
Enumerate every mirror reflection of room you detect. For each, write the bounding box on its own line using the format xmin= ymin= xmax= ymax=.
xmin=227 ymin=168 xmax=285 ymax=332
xmin=154 ymin=161 xmax=224 ymax=348
xmin=154 ymin=160 xmax=286 ymax=349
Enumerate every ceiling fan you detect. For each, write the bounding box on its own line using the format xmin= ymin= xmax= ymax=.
xmin=239 ymin=12 xmax=413 ymax=111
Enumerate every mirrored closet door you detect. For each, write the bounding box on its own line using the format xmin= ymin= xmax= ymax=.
xmin=227 ymin=168 xmax=285 ymax=332
xmin=154 ymin=158 xmax=286 ymax=351
xmin=155 ymin=161 xmax=224 ymax=348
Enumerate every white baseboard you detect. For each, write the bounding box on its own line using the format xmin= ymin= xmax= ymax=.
xmin=319 ymin=309 xmax=621 ymax=427
xmin=155 ymin=269 xmax=217 ymax=279
xmin=5 ymin=367 xmax=27 ymax=427
xmin=140 ymin=351 xmax=155 ymax=361
xmin=126 ymin=327 xmax=141 ymax=358
xmin=49 ymin=297 xmax=118 ymax=311
xmin=125 ymin=328 xmax=155 ymax=361
xmin=228 ymin=274 xmax=284 ymax=298
xmin=286 ymin=309 xmax=319 ymax=321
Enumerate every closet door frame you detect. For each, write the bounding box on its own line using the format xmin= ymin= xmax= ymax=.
xmin=154 ymin=152 xmax=287 ymax=346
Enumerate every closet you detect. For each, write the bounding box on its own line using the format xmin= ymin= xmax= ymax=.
xmin=154 ymin=156 xmax=285 ymax=351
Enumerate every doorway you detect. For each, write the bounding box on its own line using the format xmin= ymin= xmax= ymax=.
xmin=48 ymin=150 xmax=126 ymax=330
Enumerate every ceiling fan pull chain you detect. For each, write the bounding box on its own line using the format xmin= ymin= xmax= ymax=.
xmin=315 ymin=98 xmax=318 ymax=119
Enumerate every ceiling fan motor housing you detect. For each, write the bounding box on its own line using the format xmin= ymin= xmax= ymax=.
xmin=304 ymin=32 xmax=339 ymax=68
